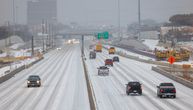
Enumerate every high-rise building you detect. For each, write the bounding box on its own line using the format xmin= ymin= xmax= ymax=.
xmin=27 ymin=0 xmax=57 ymax=25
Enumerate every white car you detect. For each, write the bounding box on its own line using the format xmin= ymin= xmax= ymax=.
xmin=56 ymin=48 xmax=61 ymax=50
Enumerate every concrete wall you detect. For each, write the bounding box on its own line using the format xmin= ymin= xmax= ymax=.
xmin=152 ymin=66 xmax=193 ymax=89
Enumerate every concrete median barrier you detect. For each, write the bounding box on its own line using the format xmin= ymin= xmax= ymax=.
xmin=82 ymin=56 xmax=97 ymax=110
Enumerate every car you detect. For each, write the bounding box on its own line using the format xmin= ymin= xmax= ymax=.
xmin=126 ymin=81 xmax=142 ymax=95
xmin=105 ymin=59 xmax=113 ymax=66
xmin=157 ymin=83 xmax=176 ymax=98
xmin=27 ymin=75 xmax=41 ymax=87
xmin=56 ymin=47 xmax=61 ymax=50
xmin=113 ymin=56 xmax=119 ymax=62
xmin=89 ymin=51 xmax=96 ymax=59
xmin=89 ymin=45 xmax=93 ymax=49
xmin=97 ymin=66 xmax=109 ymax=76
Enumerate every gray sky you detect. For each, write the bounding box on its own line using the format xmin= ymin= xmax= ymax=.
xmin=0 ymin=0 xmax=193 ymax=26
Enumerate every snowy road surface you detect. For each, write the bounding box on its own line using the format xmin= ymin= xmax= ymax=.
xmin=0 ymin=44 xmax=90 ymax=110
xmin=85 ymin=45 xmax=193 ymax=110
xmin=1 ymin=42 xmax=193 ymax=110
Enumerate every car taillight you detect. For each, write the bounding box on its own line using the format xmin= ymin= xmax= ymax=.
xmin=127 ymin=86 xmax=131 ymax=90
xmin=172 ymin=89 xmax=176 ymax=93
xmin=160 ymin=89 xmax=164 ymax=93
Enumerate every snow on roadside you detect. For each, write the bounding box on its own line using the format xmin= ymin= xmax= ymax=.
xmin=103 ymin=45 xmax=154 ymax=61
xmin=0 ymin=57 xmax=39 ymax=77
xmin=142 ymin=39 xmax=165 ymax=50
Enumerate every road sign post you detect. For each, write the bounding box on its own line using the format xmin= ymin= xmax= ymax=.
xmin=168 ymin=56 xmax=175 ymax=74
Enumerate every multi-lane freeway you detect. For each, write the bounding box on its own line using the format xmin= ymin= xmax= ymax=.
xmin=0 ymin=45 xmax=90 ymax=110
xmin=85 ymin=44 xmax=193 ymax=110
xmin=1 ymin=43 xmax=193 ymax=110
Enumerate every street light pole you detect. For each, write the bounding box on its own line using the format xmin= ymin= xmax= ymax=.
xmin=11 ymin=0 xmax=16 ymax=46
xmin=118 ymin=0 xmax=121 ymax=41
xmin=138 ymin=0 xmax=141 ymax=40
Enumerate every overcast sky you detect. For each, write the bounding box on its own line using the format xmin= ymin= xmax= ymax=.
xmin=0 ymin=0 xmax=193 ymax=26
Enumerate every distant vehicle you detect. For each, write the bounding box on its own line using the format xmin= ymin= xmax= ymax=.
xmin=95 ymin=44 xmax=102 ymax=52
xmin=89 ymin=45 xmax=93 ymax=49
xmin=113 ymin=56 xmax=119 ymax=62
xmin=57 ymin=48 xmax=61 ymax=50
xmin=126 ymin=81 xmax=142 ymax=95
xmin=157 ymin=83 xmax=176 ymax=98
xmin=89 ymin=51 xmax=96 ymax=59
xmin=108 ymin=47 xmax=115 ymax=54
xmin=97 ymin=66 xmax=109 ymax=76
xmin=27 ymin=75 xmax=41 ymax=87
xmin=105 ymin=59 xmax=113 ymax=66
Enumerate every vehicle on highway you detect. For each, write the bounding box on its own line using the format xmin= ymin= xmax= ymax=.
xmin=126 ymin=81 xmax=142 ymax=95
xmin=95 ymin=44 xmax=102 ymax=52
xmin=27 ymin=75 xmax=41 ymax=87
xmin=113 ymin=56 xmax=119 ymax=62
xmin=108 ymin=47 xmax=115 ymax=54
xmin=56 ymin=47 xmax=61 ymax=50
xmin=105 ymin=59 xmax=113 ymax=66
xmin=89 ymin=51 xmax=96 ymax=59
xmin=157 ymin=82 xmax=176 ymax=98
xmin=89 ymin=45 xmax=93 ymax=49
xmin=97 ymin=66 xmax=109 ymax=76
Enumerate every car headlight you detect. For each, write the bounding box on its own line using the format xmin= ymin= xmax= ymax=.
xmin=27 ymin=81 xmax=30 ymax=83
xmin=37 ymin=81 xmax=40 ymax=83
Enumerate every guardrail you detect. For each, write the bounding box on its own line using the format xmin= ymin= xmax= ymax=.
xmin=82 ymin=56 xmax=97 ymax=110
xmin=152 ymin=66 xmax=193 ymax=89
xmin=0 ymin=57 xmax=44 ymax=84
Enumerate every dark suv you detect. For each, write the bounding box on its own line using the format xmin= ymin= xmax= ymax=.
xmin=27 ymin=75 xmax=41 ymax=87
xmin=157 ymin=83 xmax=176 ymax=98
xmin=113 ymin=56 xmax=119 ymax=62
xmin=126 ymin=81 xmax=142 ymax=95
xmin=89 ymin=51 xmax=96 ymax=59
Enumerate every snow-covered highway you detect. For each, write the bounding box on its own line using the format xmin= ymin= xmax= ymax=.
xmin=85 ymin=45 xmax=193 ymax=110
xmin=0 ymin=44 xmax=90 ymax=110
xmin=1 ymin=43 xmax=193 ymax=110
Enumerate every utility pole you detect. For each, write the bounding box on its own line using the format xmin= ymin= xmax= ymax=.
xmin=138 ymin=0 xmax=141 ymax=40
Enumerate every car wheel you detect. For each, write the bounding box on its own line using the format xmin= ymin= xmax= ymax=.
xmin=27 ymin=85 xmax=29 ymax=88
xmin=173 ymin=95 xmax=176 ymax=98
xmin=160 ymin=95 xmax=162 ymax=98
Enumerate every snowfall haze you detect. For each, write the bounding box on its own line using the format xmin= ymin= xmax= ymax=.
xmin=0 ymin=0 xmax=193 ymax=26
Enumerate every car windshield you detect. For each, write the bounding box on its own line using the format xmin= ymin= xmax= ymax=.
xmin=129 ymin=82 xmax=140 ymax=86
xmin=106 ymin=59 xmax=112 ymax=61
xmin=160 ymin=83 xmax=174 ymax=86
xmin=28 ymin=76 xmax=40 ymax=80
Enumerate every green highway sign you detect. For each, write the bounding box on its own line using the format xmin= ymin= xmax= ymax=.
xmin=97 ymin=31 xmax=109 ymax=39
